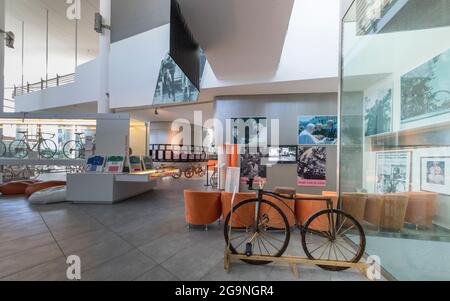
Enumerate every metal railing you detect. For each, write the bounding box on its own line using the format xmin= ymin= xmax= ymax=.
xmin=13 ymin=73 xmax=75 ymax=97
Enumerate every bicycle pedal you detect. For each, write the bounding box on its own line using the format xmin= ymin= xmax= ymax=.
xmin=245 ymin=243 xmax=253 ymax=257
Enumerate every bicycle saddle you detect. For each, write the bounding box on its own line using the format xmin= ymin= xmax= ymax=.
xmin=18 ymin=131 xmax=28 ymax=134
xmin=274 ymin=187 xmax=297 ymax=198
xmin=75 ymin=132 xmax=84 ymax=135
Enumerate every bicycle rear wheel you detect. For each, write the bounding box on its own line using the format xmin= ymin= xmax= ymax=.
xmin=301 ymin=209 xmax=366 ymax=271
xmin=39 ymin=139 xmax=58 ymax=159
xmin=0 ymin=141 xmax=6 ymax=157
xmin=184 ymin=167 xmax=195 ymax=178
xmin=224 ymin=199 xmax=290 ymax=265
xmin=63 ymin=141 xmax=84 ymax=159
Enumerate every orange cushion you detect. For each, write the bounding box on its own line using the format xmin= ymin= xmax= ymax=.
xmin=221 ymin=192 xmax=257 ymax=227
xmin=25 ymin=181 xmax=66 ymax=198
xmin=184 ymin=190 xmax=222 ymax=225
xmin=0 ymin=182 xmax=31 ymax=195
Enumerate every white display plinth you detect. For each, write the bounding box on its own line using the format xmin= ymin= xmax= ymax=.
xmin=67 ymin=172 xmax=158 ymax=204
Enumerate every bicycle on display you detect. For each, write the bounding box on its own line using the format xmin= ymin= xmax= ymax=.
xmin=63 ymin=132 xmax=90 ymax=159
xmin=224 ymin=184 xmax=366 ymax=271
xmin=0 ymin=136 xmax=7 ymax=157
xmin=9 ymin=131 xmax=58 ymax=159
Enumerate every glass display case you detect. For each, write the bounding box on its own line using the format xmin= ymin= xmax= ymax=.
xmin=340 ymin=0 xmax=450 ymax=280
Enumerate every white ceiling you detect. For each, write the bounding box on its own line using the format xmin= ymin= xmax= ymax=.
xmin=178 ymin=0 xmax=295 ymax=80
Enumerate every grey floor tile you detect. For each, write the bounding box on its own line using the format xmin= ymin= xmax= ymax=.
xmin=58 ymin=228 xmax=120 ymax=255
xmin=135 ymin=265 xmax=180 ymax=281
xmin=82 ymin=250 xmax=157 ymax=281
xmin=0 ymin=242 xmax=63 ymax=279
xmin=0 ymin=223 xmax=49 ymax=243
xmin=161 ymin=243 xmax=224 ymax=281
xmin=2 ymin=257 xmax=68 ymax=281
xmin=74 ymin=236 xmax=134 ymax=271
xmin=0 ymin=232 xmax=55 ymax=259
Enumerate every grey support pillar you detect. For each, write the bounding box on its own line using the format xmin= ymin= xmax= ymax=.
xmin=98 ymin=0 xmax=112 ymax=114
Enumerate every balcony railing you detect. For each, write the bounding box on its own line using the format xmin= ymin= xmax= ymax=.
xmin=13 ymin=73 xmax=75 ymax=98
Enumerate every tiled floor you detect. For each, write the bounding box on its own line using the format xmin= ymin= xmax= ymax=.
xmin=0 ymin=178 xmax=368 ymax=281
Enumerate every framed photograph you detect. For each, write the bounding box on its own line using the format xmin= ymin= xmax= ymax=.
xmin=157 ymin=150 xmax=165 ymax=161
xmin=188 ymin=153 xmax=196 ymax=161
xmin=230 ymin=117 xmax=267 ymax=146
xmin=268 ymin=146 xmax=297 ymax=164
xmin=421 ymin=157 xmax=450 ymax=195
xmin=240 ymin=147 xmax=268 ymax=185
xmin=173 ymin=151 xmax=181 ymax=161
xmin=297 ymin=146 xmax=327 ymax=187
xmin=165 ymin=150 xmax=173 ymax=161
xmin=364 ymin=83 xmax=393 ymax=136
xmin=375 ymin=151 xmax=411 ymax=193
xmin=401 ymin=48 xmax=450 ymax=124
xmin=180 ymin=152 xmax=188 ymax=161
xmin=298 ymin=116 xmax=337 ymax=145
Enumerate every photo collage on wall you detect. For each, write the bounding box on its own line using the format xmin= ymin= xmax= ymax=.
xmin=297 ymin=116 xmax=337 ymax=187
xmin=375 ymin=152 xmax=411 ymax=193
xmin=421 ymin=157 xmax=450 ymax=195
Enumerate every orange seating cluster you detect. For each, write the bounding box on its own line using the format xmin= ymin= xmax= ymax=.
xmin=184 ymin=190 xmax=338 ymax=227
xmin=1 ymin=180 xmax=67 ymax=198
xmin=184 ymin=190 xmax=439 ymax=231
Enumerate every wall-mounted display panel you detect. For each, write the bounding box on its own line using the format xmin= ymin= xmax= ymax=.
xmin=298 ymin=116 xmax=337 ymax=145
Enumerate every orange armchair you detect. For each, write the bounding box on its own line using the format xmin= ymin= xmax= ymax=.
xmin=341 ymin=193 xmax=368 ymax=225
xmin=221 ymin=192 xmax=256 ymax=227
xmin=295 ymin=193 xmax=338 ymax=230
xmin=403 ymin=192 xmax=438 ymax=227
xmin=184 ymin=190 xmax=222 ymax=226
xmin=0 ymin=181 xmax=31 ymax=196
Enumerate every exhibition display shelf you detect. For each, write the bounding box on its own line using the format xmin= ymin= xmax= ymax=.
xmin=116 ymin=168 xmax=180 ymax=182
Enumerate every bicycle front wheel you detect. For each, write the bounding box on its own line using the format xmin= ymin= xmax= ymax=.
xmin=301 ymin=209 xmax=366 ymax=271
xmin=0 ymin=141 xmax=6 ymax=157
xmin=224 ymin=199 xmax=290 ymax=265
xmin=184 ymin=167 xmax=195 ymax=178
xmin=9 ymin=140 xmax=28 ymax=158
xmin=63 ymin=141 xmax=84 ymax=159
xmin=38 ymin=139 xmax=58 ymax=159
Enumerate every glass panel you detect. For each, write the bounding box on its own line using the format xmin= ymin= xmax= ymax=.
xmin=341 ymin=0 xmax=450 ymax=280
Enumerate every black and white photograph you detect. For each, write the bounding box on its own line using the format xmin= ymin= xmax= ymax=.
xmin=297 ymin=146 xmax=327 ymax=187
xmin=231 ymin=117 xmax=268 ymax=146
xmin=153 ymin=50 xmax=206 ymax=105
xmin=240 ymin=148 xmax=268 ymax=185
xmin=364 ymin=84 xmax=393 ymax=136
xmin=401 ymin=48 xmax=450 ymax=124
xmin=268 ymin=146 xmax=297 ymax=163
xmin=375 ymin=152 xmax=411 ymax=193
xmin=421 ymin=157 xmax=450 ymax=195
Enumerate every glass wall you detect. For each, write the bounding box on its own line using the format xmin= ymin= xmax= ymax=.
xmin=341 ymin=0 xmax=450 ymax=280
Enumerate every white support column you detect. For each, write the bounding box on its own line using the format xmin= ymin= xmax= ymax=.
xmin=0 ymin=0 xmax=5 ymax=114
xmin=98 ymin=0 xmax=112 ymax=114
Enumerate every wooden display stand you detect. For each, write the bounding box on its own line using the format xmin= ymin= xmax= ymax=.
xmin=224 ymin=250 xmax=370 ymax=280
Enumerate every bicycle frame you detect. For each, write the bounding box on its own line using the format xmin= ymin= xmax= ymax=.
xmin=253 ymin=189 xmax=337 ymax=239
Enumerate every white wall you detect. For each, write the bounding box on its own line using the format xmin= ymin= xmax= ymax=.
xmin=109 ymin=24 xmax=169 ymax=109
xmin=14 ymin=59 xmax=101 ymax=112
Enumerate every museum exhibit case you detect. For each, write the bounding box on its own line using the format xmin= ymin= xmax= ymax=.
xmin=340 ymin=0 xmax=450 ymax=280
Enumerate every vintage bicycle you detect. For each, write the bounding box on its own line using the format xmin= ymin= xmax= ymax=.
xmin=0 ymin=136 xmax=7 ymax=157
xmin=63 ymin=132 xmax=92 ymax=159
xmin=9 ymin=131 xmax=58 ymax=159
xmin=224 ymin=184 xmax=366 ymax=271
